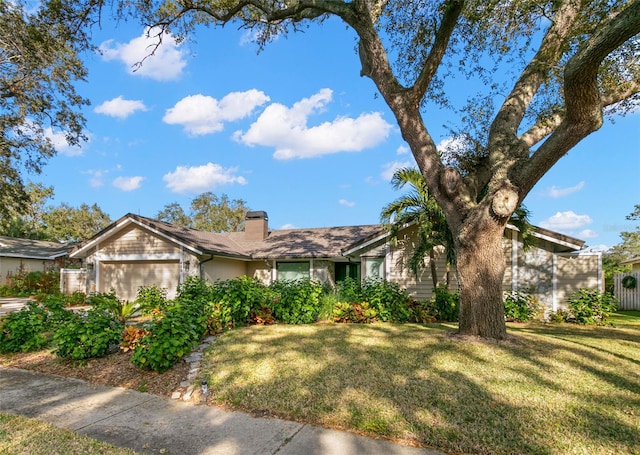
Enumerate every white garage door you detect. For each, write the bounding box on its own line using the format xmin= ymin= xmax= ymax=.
xmin=99 ymin=261 xmax=180 ymax=302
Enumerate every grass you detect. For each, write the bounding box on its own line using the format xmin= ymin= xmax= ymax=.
xmin=199 ymin=313 xmax=640 ymax=455
xmin=0 ymin=412 xmax=135 ymax=455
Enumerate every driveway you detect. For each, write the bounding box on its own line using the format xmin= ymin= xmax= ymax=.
xmin=0 ymin=297 xmax=32 ymax=316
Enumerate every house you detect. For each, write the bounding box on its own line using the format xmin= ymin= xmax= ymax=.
xmin=65 ymin=211 xmax=602 ymax=312
xmin=0 ymin=235 xmax=72 ymax=285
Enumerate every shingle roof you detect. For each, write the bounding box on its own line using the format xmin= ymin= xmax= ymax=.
xmin=71 ymin=213 xmax=385 ymax=260
xmin=0 ymin=236 xmax=71 ymax=260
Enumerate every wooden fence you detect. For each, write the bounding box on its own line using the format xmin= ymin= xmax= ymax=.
xmin=614 ymin=271 xmax=640 ymax=311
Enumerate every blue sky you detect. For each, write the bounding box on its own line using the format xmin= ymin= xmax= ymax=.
xmin=36 ymin=17 xmax=639 ymax=251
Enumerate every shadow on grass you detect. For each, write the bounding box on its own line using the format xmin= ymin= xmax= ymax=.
xmin=199 ymin=321 xmax=640 ymax=455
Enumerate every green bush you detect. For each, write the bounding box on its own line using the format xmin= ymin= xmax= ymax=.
xmin=565 ymin=289 xmax=618 ymax=325
xmin=64 ymin=291 xmax=87 ymax=307
xmin=209 ymin=276 xmax=267 ymax=330
xmin=53 ymin=308 xmax=123 ymax=360
xmin=131 ymin=277 xmax=209 ymax=372
xmin=0 ymin=301 xmax=51 ymax=353
xmin=3 ymin=269 xmax=60 ymax=296
xmin=270 ymin=279 xmax=323 ymax=324
xmin=88 ymin=291 xmax=141 ymax=323
xmin=336 ymin=277 xmax=363 ymax=303
xmin=503 ymin=291 xmax=541 ymax=322
xmin=429 ymin=285 xmax=459 ymax=322
xmin=135 ymin=285 xmax=168 ymax=314
xmin=360 ymin=279 xmax=411 ymax=322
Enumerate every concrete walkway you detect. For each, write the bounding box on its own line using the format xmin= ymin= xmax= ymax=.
xmin=0 ymin=367 xmax=445 ymax=455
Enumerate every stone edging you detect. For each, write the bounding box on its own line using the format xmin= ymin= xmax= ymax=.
xmin=170 ymin=335 xmax=216 ymax=403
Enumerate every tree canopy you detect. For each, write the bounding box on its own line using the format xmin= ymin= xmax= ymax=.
xmin=157 ymin=192 xmax=250 ymax=232
xmin=96 ymin=0 xmax=640 ymax=338
xmin=0 ymin=0 xmax=94 ymax=220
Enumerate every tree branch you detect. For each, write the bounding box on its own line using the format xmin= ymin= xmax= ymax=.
xmin=523 ymin=0 xmax=640 ymax=194
xmin=409 ymin=0 xmax=464 ymax=105
xmin=488 ymin=0 xmax=581 ymax=145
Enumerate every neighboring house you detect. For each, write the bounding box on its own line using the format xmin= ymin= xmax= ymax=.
xmin=0 ymin=235 xmax=71 ymax=285
xmin=65 ymin=211 xmax=602 ymax=312
xmin=614 ymin=257 xmax=640 ymax=310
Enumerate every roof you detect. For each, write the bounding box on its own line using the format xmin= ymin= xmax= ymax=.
xmin=621 ymin=256 xmax=640 ymax=265
xmin=0 ymin=236 xmax=71 ymax=260
xmin=70 ymin=213 xmax=384 ymax=260
xmin=69 ymin=212 xmax=586 ymax=261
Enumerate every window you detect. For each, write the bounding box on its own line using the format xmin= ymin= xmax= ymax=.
xmin=277 ymin=262 xmax=310 ymax=281
xmin=335 ymin=262 xmax=361 ymax=282
xmin=363 ymin=257 xmax=385 ymax=279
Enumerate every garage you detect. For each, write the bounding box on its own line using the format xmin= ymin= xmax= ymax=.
xmin=99 ymin=260 xmax=180 ymax=302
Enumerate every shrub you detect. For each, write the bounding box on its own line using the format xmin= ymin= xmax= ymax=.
xmin=64 ymin=291 xmax=87 ymax=307
xmin=136 ymin=285 xmax=168 ymax=314
xmin=89 ymin=291 xmax=140 ymax=323
xmin=131 ymin=277 xmax=209 ymax=372
xmin=3 ymin=269 xmax=60 ymax=296
xmin=565 ymin=289 xmax=618 ymax=325
xmin=269 ymin=279 xmax=323 ymax=324
xmin=209 ymin=276 xmax=266 ymax=330
xmin=407 ymin=300 xmax=437 ymax=323
xmin=360 ymin=279 xmax=411 ymax=322
xmin=429 ymin=285 xmax=459 ymax=322
xmin=332 ymin=301 xmax=378 ymax=323
xmin=120 ymin=325 xmax=150 ymax=352
xmin=336 ymin=277 xmax=362 ymax=303
xmin=0 ymin=301 xmax=51 ymax=353
xmin=503 ymin=291 xmax=541 ymax=322
xmin=53 ymin=308 xmax=123 ymax=360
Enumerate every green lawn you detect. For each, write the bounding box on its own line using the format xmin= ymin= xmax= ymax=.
xmin=199 ymin=313 xmax=640 ymax=455
xmin=0 ymin=412 xmax=135 ymax=455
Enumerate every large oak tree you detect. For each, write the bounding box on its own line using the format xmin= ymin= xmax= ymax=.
xmin=0 ymin=0 xmax=95 ymax=221
xmin=117 ymin=0 xmax=639 ymax=339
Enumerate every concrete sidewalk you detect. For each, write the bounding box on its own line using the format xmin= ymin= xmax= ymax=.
xmin=0 ymin=367 xmax=444 ymax=455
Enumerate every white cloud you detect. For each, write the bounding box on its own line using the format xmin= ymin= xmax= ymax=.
xmin=95 ymin=96 xmax=148 ymax=119
xmin=83 ymin=169 xmax=107 ymax=187
xmin=236 ymin=88 xmax=393 ymax=159
xmin=163 ymin=90 xmax=270 ymax=136
xmin=578 ymin=229 xmax=599 ymax=239
xmin=339 ymin=199 xmax=356 ymax=207
xmin=396 ymin=145 xmax=410 ymax=155
xmin=539 ymin=211 xmax=592 ymax=231
xmin=113 ymin=176 xmax=144 ymax=191
xmin=99 ymin=27 xmax=187 ymax=81
xmin=45 ymin=127 xmax=84 ymax=156
xmin=540 ymin=181 xmax=585 ymax=198
xmin=381 ymin=160 xmax=413 ymax=181
xmin=163 ymin=163 xmax=248 ymax=193
xmin=280 ymin=223 xmax=297 ymax=230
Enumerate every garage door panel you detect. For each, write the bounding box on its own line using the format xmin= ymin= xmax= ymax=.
xmin=99 ymin=261 xmax=180 ymax=301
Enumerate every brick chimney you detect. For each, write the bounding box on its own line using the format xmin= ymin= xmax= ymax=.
xmin=245 ymin=211 xmax=269 ymax=241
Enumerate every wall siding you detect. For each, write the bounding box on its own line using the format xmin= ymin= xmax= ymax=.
xmin=99 ymin=261 xmax=180 ymax=301
xmin=202 ymin=257 xmax=247 ymax=283
xmin=0 ymin=258 xmax=52 ymax=285
xmin=555 ymin=254 xmax=601 ymax=310
xmin=99 ymin=225 xmax=180 ymax=256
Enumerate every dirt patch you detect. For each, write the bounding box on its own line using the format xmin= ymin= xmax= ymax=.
xmin=0 ymin=349 xmax=190 ymax=397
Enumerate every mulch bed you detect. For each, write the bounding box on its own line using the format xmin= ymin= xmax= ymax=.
xmin=0 ymin=349 xmax=190 ymax=397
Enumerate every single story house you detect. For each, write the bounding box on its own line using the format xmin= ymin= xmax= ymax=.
xmin=65 ymin=211 xmax=602 ymax=312
xmin=0 ymin=235 xmax=72 ymax=286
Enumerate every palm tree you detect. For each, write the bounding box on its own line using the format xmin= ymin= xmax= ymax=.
xmin=380 ymin=167 xmax=455 ymax=289
xmin=381 ymin=167 xmax=534 ymax=290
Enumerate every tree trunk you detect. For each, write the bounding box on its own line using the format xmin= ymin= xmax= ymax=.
xmin=455 ymin=218 xmax=508 ymax=340
xmin=429 ymin=249 xmax=438 ymax=289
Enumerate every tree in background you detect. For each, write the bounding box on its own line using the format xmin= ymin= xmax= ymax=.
xmin=604 ymin=204 xmax=640 ymax=292
xmin=0 ymin=0 xmax=93 ymax=221
xmin=157 ymin=193 xmax=250 ymax=232
xmin=0 ymin=183 xmax=111 ymax=242
xmin=112 ymin=0 xmax=639 ymax=339
xmin=41 ymin=203 xmax=111 ymax=243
